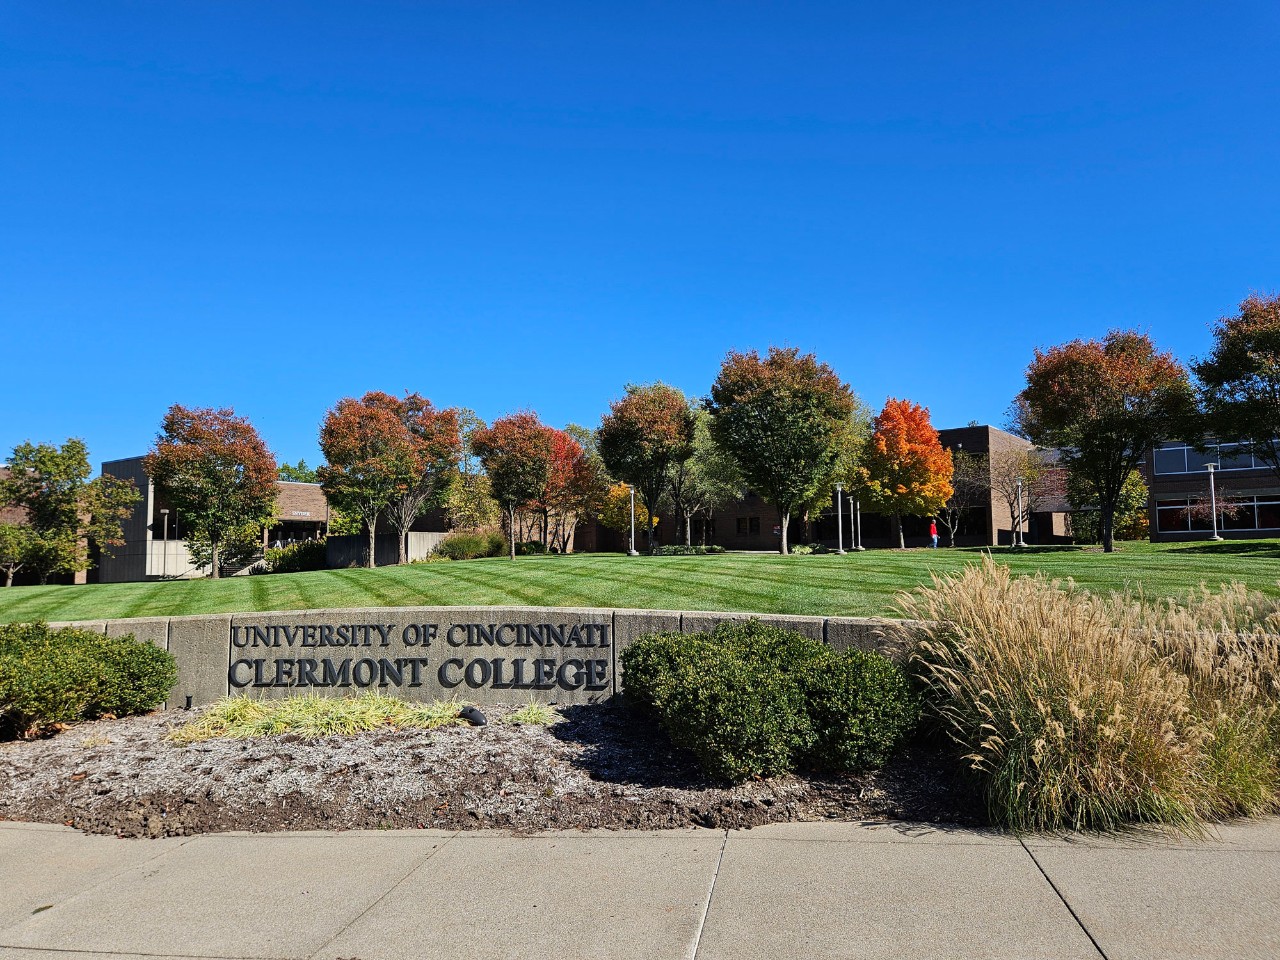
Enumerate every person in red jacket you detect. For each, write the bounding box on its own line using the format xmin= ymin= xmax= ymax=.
xmin=929 ymin=518 xmax=939 ymax=549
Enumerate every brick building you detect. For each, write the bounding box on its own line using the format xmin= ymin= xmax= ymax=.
xmin=647 ymin=424 xmax=1069 ymax=551
xmin=98 ymin=456 xmax=331 ymax=582
xmin=1145 ymin=441 xmax=1280 ymax=541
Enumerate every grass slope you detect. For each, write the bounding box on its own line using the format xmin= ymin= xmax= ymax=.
xmin=0 ymin=540 xmax=1274 ymax=624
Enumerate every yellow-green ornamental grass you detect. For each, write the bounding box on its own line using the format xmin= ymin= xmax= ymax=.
xmin=902 ymin=559 xmax=1280 ymax=833
xmin=168 ymin=694 xmax=466 ymax=743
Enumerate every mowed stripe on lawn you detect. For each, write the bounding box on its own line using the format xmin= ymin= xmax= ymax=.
xmin=2 ymin=542 xmax=1278 ymax=623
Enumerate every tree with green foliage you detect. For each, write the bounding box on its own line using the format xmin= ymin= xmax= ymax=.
xmin=709 ymin=347 xmax=858 ymax=554
xmin=278 ymin=459 xmax=320 ymax=483
xmin=1017 ymin=331 xmax=1193 ymax=552
xmin=1 ymin=439 xmax=139 ymax=584
xmin=668 ymin=405 xmax=744 ymax=545
xmin=598 ymin=383 xmax=695 ymax=553
xmin=1067 ymin=468 xmax=1149 ymax=543
xmin=144 ymin=406 xmax=278 ymax=579
xmin=0 ymin=523 xmax=36 ymax=588
xmin=1193 ymin=293 xmax=1280 ymax=479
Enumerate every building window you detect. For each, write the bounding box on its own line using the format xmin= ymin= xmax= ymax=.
xmin=1153 ymin=441 xmax=1266 ymax=475
xmin=749 ymin=517 xmax=760 ymax=535
xmin=1156 ymin=495 xmax=1280 ymax=533
xmin=735 ymin=517 xmax=748 ymax=535
xmin=737 ymin=516 xmax=761 ymax=535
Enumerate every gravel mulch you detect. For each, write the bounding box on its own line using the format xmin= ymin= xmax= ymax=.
xmin=0 ymin=703 xmax=982 ymax=838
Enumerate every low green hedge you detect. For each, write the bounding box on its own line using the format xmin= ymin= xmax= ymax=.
xmin=263 ymin=539 xmax=328 ymax=574
xmin=435 ymin=530 xmax=507 ymax=560
xmin=622 ymin=620 xmax=919 ymax=782
xmin=652 ymin=545 xmax=726 ymax=556
xmin=0 ymin=622 xmax=178 ymax=737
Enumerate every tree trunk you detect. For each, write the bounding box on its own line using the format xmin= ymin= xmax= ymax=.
xmin=397 ymin=528 xmax=408 ymax=565
xmin=509 ymin=507 xmax=517 ymax=560
xmin=684 ymin=512 xmax=692 ymax=546
xmin=4 ymin=569 xmax=13 ymax=587
xmin=211 ymin=543 xmax=221 ymax=580
xmin=896 ymin=514 xmax=905 ymax=549
xmin=366 ymin=522 xmax=377 ymax=569
xmin=779 ymin=507 xmax=790 ymax=555
xmin=1101 ymin=504 xmax=1116 ymax=553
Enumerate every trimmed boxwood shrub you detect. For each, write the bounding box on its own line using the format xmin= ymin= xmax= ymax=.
xmin=0 ymin=622 xmax=178 ymax=737
xmin=652 ymin=545 xmax=726 ymax=556
xmin=801 ymin=651 xmax=920 ymax=772
xmin=622 ymin=620 xmax=918 ymax=783
xmin=435 ymin=530 xmax=507 ymax=560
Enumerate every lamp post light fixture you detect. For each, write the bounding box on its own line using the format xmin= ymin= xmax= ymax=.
xmin=159 ymin=509 xmax=170 ymax=578
xmin=835 ymin=482 xmax=846 ymax=554
xmin=851 ymin=495 xmax=865 ymax=551
xmin=1207 ymin=463 xmax=1224 ymax=542
xmin=627 ymin=485 xmax=639 ymax=556
xmin=1015 ymin=478 xmax=1027 ymax=548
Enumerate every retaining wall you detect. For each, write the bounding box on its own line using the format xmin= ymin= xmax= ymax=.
xmin=49 ymin=607 xmax=919 ymax=710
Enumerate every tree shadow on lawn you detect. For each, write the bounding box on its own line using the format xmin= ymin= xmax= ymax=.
xmin=1165 ymin=540 xmax=1280 ymax=558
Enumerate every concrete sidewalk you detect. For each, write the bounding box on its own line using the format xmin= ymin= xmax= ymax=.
xmin=1 ymin=819 xmax=1277 ymax=960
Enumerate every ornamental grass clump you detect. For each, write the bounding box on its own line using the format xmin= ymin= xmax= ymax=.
xmin=900 ymin=559 xmax=1280 ymax=833
xmin=169 ymin=693 xmax=465 ymax=743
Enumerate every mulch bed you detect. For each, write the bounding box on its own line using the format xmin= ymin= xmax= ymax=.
xmin=0 ymin=703 xmax=983 ymax=839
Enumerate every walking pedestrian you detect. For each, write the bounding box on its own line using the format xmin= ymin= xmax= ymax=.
xmin=929 ymin=518 xmax=939 ymax=549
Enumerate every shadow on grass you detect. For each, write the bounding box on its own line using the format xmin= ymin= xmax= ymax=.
xmin=1165 ymin=540 xmax=1280 ymax=558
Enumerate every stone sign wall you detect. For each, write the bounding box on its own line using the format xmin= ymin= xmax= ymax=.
xmin=49 ymin=606 xmax=912 ymax=710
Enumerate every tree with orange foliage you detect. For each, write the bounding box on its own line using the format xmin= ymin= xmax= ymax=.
xmin=471 ymin=412 xmax=556 ymax=560
xmin=144 ymin=405 xmax=277 ymax=579
xmin=1016 ymin=330 xmax=1193 ymax=552
xmin=318 ymin=393 xmax=421 ymax=568
xmin=856 ymin=399 xmax=954 ymax=549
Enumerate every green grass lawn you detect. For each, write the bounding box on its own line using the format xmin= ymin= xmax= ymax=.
xmin=0 ymin=539 xmax=1274 ymax=624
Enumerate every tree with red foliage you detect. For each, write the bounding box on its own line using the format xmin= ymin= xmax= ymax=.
xmin=318 ymin=393 xmax=420 ymax=568
xmin=378 ymin=393 xmax=461 ymax=564
xmin=597 ymin=383 xmax=695 ymax=554
xmin=537 ymin=428 xmax=606 ymax=552
xmin=144 ymin=405 xmax=277 ymax=579
xmin=857 ymin=399 xmax=954 ymax=548
xmin=471 ymin=412 xmax=556 ymax=560
xmin=1016 ymin=330 xmax=1194 ymax=552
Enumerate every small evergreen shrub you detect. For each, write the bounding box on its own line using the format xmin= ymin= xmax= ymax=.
xmin=622 ymin=620 xmax=918 ymax=782
xmin=0 ymin=622 xmax=178 ymax=737
xmin=515 ymin=540 xmax=548 ymax=556
xmin=263 ymin=539 xmax=328 ymax=574
xmin=802 ymin=651 xmax=920 ymax=772
xmin=652 ymin=545 xmax=726 ymax=556
xmin=435 ymin=530 xmax=507 ymax=560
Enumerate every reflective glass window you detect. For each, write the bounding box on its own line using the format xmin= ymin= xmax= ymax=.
xmin=1153 ymin=447 xmax=1188 ymax=474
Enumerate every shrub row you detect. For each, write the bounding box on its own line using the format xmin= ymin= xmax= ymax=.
xmin=652 ymin=545 xmax=726 ymax=556
xmin=0 ymin=622 xmax=178 ymax=737
xmin=434 ymin=530 xmax=507 ymax=560
xmin=622 ymin=620 xmax=919 ymax=782
xmin=262 ymin=539 xmax=328 ymax=574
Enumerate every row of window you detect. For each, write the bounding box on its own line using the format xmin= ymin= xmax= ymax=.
xmin=1155 ymin=496 xmax=1280 ymax=533
xmin=1153 ymin=442 xmax=1270 ymax=476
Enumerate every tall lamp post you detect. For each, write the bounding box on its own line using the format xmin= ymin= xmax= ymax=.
xmin=1015 ymin=478 xmax=1027 ymax=548
xmin=159 ymin=509 xmax=170 ymax=578
xmin=835 ymin=482 xmax=845 ymax=554
xmin=1207 ymin=463 xmax=1224 ymax=542
xmin=850 ymin=494 xmax=865 ymax=551
xmin=627 ymin=485 xmax=639 ymax=556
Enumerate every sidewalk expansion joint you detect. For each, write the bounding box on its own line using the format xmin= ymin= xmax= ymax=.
xmin=305 ymin=830 xmax=461 ymax=960
xmin=1018 ymin=836 xmax=1109 ymax=960
xmin=687 ymin=830 xmax=729 ymax=960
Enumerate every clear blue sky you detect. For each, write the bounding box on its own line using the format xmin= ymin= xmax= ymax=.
xmin=3 ymin=2 xmax=1277 ymax=470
